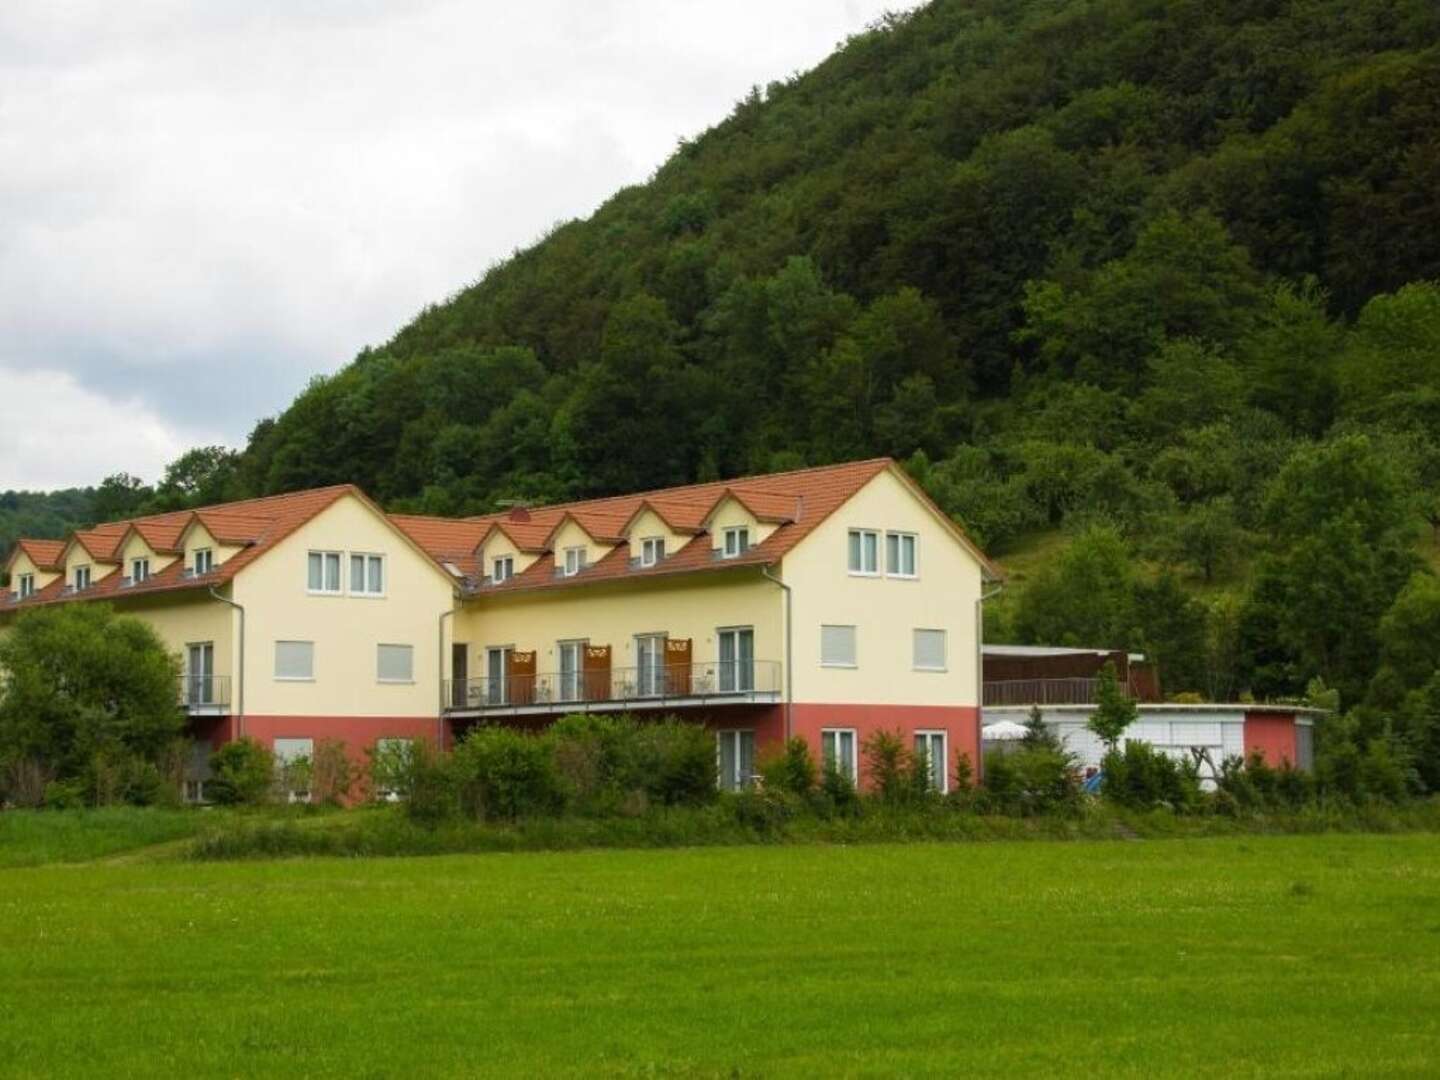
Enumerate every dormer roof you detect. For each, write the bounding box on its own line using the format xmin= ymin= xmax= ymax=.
xmin=5 ymin=538 xmax=66 ymax=573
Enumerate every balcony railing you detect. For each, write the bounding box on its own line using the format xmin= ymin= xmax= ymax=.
xmin=178 ymin=674 xmax=231 ymax=713
xmin=444 ymin=660 xmax=782 ymax=714
xmin=983 ymin=677 xmax=1136 ymax=707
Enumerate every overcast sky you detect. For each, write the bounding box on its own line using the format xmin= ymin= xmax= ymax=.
xmin=0 ymin=0 xmax=905 ymax=492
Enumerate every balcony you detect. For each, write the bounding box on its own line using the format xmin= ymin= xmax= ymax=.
xmin=443 ymin=660 xmax=782 ymax=717
xmin=982 ymin=677 xmax=1137 ymax=707
xmin=178 ymin=674 xmax=231 ymax=715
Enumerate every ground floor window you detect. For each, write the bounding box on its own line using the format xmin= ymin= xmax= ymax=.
xmin=717 ymin=729 xmax=755 ymax=791
xmin=821 ymin=728 xmax=858 ymax=781
xmin=372 ymin=737 xmax=415 ymax=801
xmin=913 ymin=730 xmax=947 ymax=793
xmin=273 ymin=737 xmax=314 ymax=803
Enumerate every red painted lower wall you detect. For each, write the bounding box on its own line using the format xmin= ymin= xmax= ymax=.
xmin=233 ymin=715 xmax=443 ymax=762
xmin=790 ymin=703 xmax=981 ymax=789
xmin=1244 ymin=712 xmax=1298 ymax=765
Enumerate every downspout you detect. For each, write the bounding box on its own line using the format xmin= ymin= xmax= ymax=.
xmin=760 ymin=566 xmax=793 ymax=741
xmin=975 ymin=582 xmax=1004 ymax=785
xmin=438 ymin=602 xmax=456 ymax=749
xmin=208 ymin=586 xmax=245 ymax=739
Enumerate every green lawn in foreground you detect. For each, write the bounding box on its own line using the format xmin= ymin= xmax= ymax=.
xmin=0 ymin=807 xmax=205 ymax=868
xmin=1 ymin=836 xmax=1438 ymax=1077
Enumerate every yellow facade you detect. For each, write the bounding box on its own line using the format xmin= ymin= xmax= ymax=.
xmin=232 ymin=493 xmax=457 ymax=718
xmin=5 ymin=551 xmax=59 ymax=598
xmin=781 ymin=469 xmax=983 ymax=707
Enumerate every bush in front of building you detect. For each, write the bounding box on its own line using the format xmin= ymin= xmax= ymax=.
xmin=0 ymin=604 xmax=185 ymax=807
xmin=308 ymin=738 xmax=354 ymax=806
xmin=450 ymin=726 xmax=562 ymax=821
xmin=1214 ymin=752 xmax=1316 ymax=813
xmin=979 ymin=744 xmax=1082 ymax=816
xmin=758 ymin=737 xmax=819 ymax=798
xmin=1100 ymin=741 xmax=1204 ymax=812
xmin=207 ymin=737 xmax=275 ymax=806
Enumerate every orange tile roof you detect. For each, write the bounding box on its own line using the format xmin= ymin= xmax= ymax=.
xmin=389 ymin=457 xmax=1000 ymax=596
xmin=1 ymin=486 xmax=359 ymax=612
xmin=7 ymin=538 xmax=66 ymax=571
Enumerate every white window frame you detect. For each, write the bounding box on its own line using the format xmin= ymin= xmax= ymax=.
xmin=557 ymin=639 xmax=587 ymax=701
xmin=17 ymin=573 xmax=34 ymax=599
xmin=73 ymin=565 xmax=91 ymax=591
xmin=130 ymin=557 xmax=150 ymax=584
xmin=914 ymin=730 xmax=948 ymax=793
xmin=492 ymin=555 xmax=514 ymax=583
xmin=562 ymin=546 xmax=587 ymax=577
xmin=376 ymin=643 xmax=415 ymax=684
xmin=350 ymin=552 xmax=386 ymax=597
xmin=639 ymin=536 xmax=665 ymax=567
xmin=912 ymin=628 xmax=947 ymax=672
xmin=635 ymin=632 xmax=667 ymax=696
xmin=847 ymin=529 xmax=880 ymax=576
xmin=274 ymin=640 xmax=316 ymax=682
xmin=307 ymin=550 xmax=342 ymax=595
xmin=193 ymin=548 xmax=214 ymax=576
xmin=821 ymin=728 xmax=858 ymax=781
xmin=716 ymin=626 xmax=755 ymax=693
xmin=886 ymin=531 xmax=918 ymax=578
xmin=721 ymin=526 xmax=750 ymax=559
xmin=716 ymin=729 xmax=756 ymax=791
xmin=820 ymin=624 xmax=858 ymax=669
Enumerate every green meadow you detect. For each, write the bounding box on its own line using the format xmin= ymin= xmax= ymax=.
xmin=1 ymin=832 xmax=1438 ymax=1077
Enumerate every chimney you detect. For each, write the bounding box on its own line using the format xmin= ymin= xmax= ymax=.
xmin=508 ymin=506 xmax=531 ymax=522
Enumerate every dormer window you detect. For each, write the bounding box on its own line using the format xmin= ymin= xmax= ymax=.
xmin=74 ymin=565 xmax=91 ymax=591
xmin=562 ymin=546 xmax=587 ymax=577
xmin=640 ymin=537 xmax=665 ymax=567
xmin=194 ymin=548 xmax=215 ymax=576
xmin=17 ymin=573 xmax=34 ymax=599
xmin=721 ymin=527 xmax=750 ymax=559
xmin=492 ymin=555 xmax=514 ymax=584
xmin=130 ymin=558 xmax=150 ymax=585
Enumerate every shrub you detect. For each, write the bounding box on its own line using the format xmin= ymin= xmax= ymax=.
xmin=450 ymin=727 xmax=560 ymax=821
xmin=818 ymin=762 xmax=861 ymax=817
xmin=619 ymin=719 xmax=716 ymax=807
xmin=981 ymin=744 xmax=1081 ymax=815
xmin=43 ymin=778 xmax=87 ymax=810
xmin=367 ymin=738 xmax=417 ymax=803
xmin=309 ymin=739 xmax=354 ymax=806
xmin=1101 ymin=741 xmax=1203 ymax=811
xmin=862 ymin=729 xmax=910 ymax=803
xmin=1217 ymin=752 xmax=1316 ymax=812
xmin=550 ymin=713 xmax=631 ymax=812
xmin=758 ymin=737 xmax=817 ymax=796
xmin=207 ymin=738 xmax=275 ymax=806
xmin=401 ymin=739 xmax=458 ymax=825
xmin=727 ymin=788 xmax=797 ymax=837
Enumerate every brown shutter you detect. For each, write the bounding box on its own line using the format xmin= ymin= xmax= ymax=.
xmin=583 ymin=645 xmax=612 ymax=702
xmin=666 ymin=637 xmax=692 ymax=696
xmin=508 ymin=650 xmax=537 ymax=705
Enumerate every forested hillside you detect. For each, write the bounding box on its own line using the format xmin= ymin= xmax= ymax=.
xmin=13 ymin=1 xmax=1440 ymax=755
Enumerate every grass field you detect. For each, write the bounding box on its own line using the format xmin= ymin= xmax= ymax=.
xmin=2 ymin=834 xmax=1438 ymax=1077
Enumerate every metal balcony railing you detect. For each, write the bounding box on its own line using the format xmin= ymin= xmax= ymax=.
xmin=444 ymin=660 xmax=782 ymax=714
xmin=178 ymin=674 xmax=231 ymax=712
xmin=982 ymin=677 xmax=1136 ymax=707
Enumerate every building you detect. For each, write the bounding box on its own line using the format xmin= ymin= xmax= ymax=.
xmin=981 ymin=644 xmax=1319 ymax=781
xmin=0 ymin=458 xmax=999 ymax=796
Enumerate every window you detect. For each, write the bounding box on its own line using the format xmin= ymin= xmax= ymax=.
xmin=821 ymin=729 xmax=858 ymax=781
xmin=186 ymin=643 xmax=215 ymax=706
xmin=17 ymin=573 xmax=34 ymax=599
xmin=640 ymin=536 xmax=665 ymax=567
xmin=557 ymin=640 xmax=586 ymax=701
xmin=717 ymin=729 xmax=756 ymax=791
xmin=492 ymin=555 xmax=514 ymax=584
xmin=486 ymin=646 xmax=511 ymax=705
xmin=717 ymin=627 xmax=754 ymax=693
xmin=847 ymin=529 xmax=879 ymax=575
xmin=130 ymin=558 xmax=150 ymax=584
xmin=351 ymin=553 xmax=385 ymax=596
xmin=273 ymin=738 xmax=314 ymax=803
xmin=886 ymin=532 xmax=918 ymax=577
xmin=913 ymin=629 xmax=947 ymax=671
xmin=373 ymin=738 xmax=414 ymax=801
xmin=377 ymin=644 xmax=414 ymax=683
xmin=307 ymin=551 xmax=341 ymax=593
xmin=914 ymin=731 xmax=947 ymax=793
xmin=274 ymin=640 xmax=315 ymax=681
xmin=562 ymin=546 xmax=587 ymax=577
xmin=73 ymin=565 xmax=91 ymax=591
xmin=820 ymin=624 xmax=857 ymax=668
xmin=721 ymin=526 xmax=750 ymax=559
xmin=193 ymin=548 xmax=214 ymax=576
xmin=636 ymin=633 xmax=666 ymax=696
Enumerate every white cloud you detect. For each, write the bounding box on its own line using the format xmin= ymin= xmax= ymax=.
xmin=0 ymin=0 xmax=906 ymax=490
